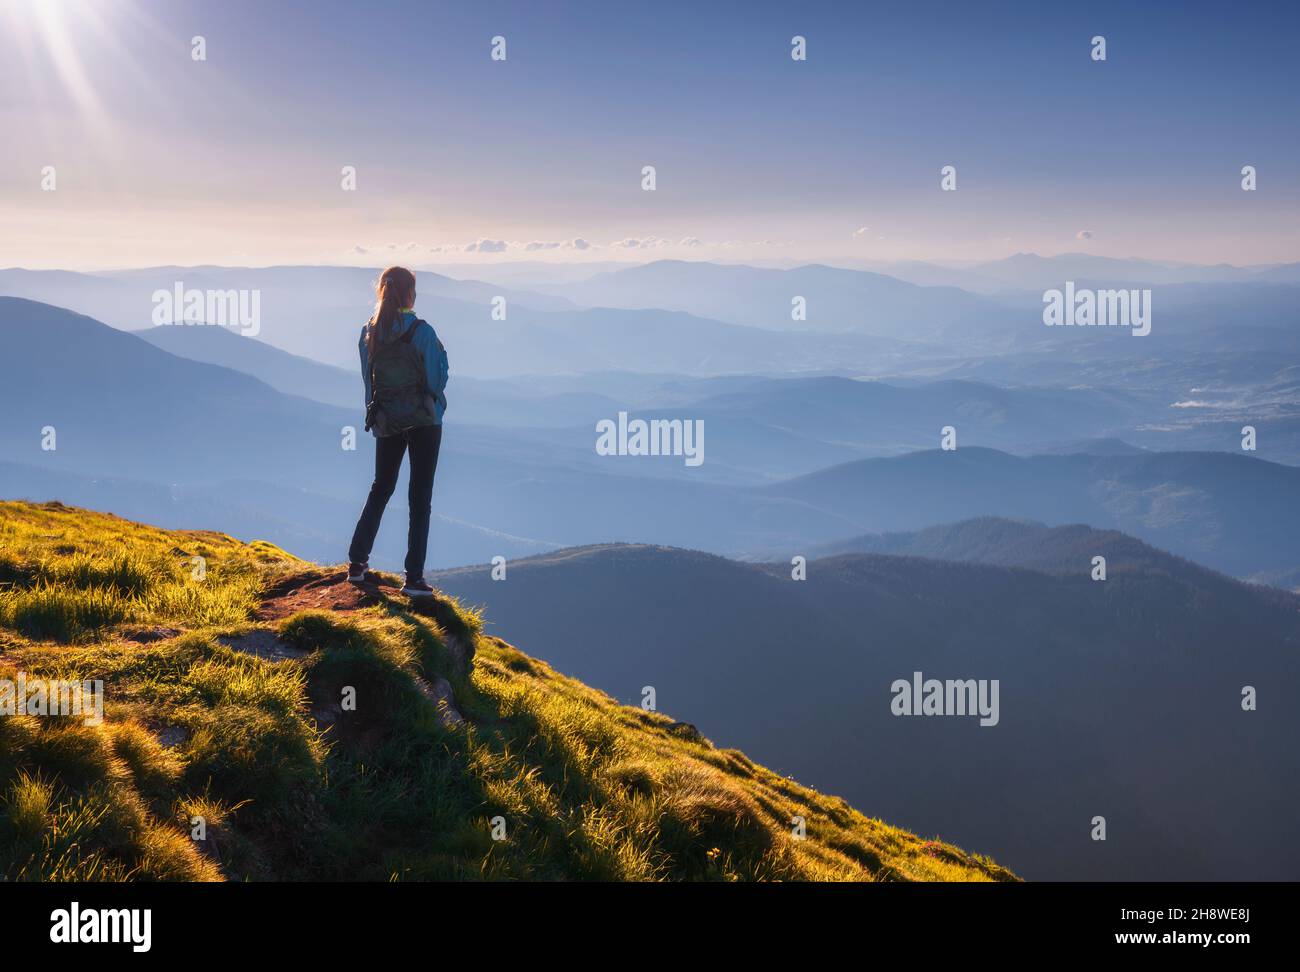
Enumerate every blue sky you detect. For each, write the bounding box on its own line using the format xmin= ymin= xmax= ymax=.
xmin=2 ymin=0 xmax=1297 ymax=268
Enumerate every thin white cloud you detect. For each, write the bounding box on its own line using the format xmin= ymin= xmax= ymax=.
xmin=515 ymin=238 xmax=599 ymax=252
xmin=611 ymin=236 xmax=671 ymax=249
xmin=367 ymin=235 xmax=782 ymax=258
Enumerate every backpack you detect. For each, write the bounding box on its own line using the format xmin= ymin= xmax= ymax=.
xmin=365 ymin=318 xmax=436 ymax=436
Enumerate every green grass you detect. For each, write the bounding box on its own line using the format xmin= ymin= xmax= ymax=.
xmin=0 ymin=500 xmax=1016 ymax=882
xmin=4 ymin=584 xmax=132 ymax=642
xmin=0 ymin=504 xmax=265 ymax=642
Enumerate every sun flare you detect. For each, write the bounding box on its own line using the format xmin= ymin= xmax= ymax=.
xmin=1 ymin=0 xmax=121 ymax=114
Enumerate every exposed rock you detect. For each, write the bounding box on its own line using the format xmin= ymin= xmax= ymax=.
xmin=121 ymin=625 xmax=183 ymax=643
xmin=311 ymin=704 xmax=342 ymax=728
xmin=218 ymin=629 xmax=308 ymax=661
xmin=155 ymin=725 xmax=190 ymax=748
xmin=667 ymin=721 xmax=705 ymax=743
xmin=442 ymin=632 xmax=475 ymax=679
xmin=415 ymin=675 xmax=464 ymax=728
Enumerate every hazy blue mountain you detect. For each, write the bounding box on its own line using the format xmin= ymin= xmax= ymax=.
xmin=960 ymin=283 xmax=1300 ymax=361
xmin=538 ymin=259 xmax=1014 ymax=340
xmin=764 ymin=447 xmax=1300 ymax=579
xmin=825 ymin=254 xmax=1300 ymax=293
xmin=497 ymin=376 xmax=1159 ymax=484
xmin=6 ymin=298 xmax=1296 ymax=579
xmin=134 ymin=314 xmax=1300 ymax=470
xmin=682 ymin=376 xmax=1148 ymax=455
xmin=0 ymin=299 xmax=857 ymax=563
xmin=0 ymin=297 xmax=357 ymax=486
xmin=413 ymin=372 xmax=1161 ymax=482
xmin=423 ymin=260 xmax=629 ymax=287
xmin=0 ymin=264 xmax=576 ymax=328
xmin=135 ymin=323 xmax=359 ymax=408
xmin=966 ymin=252 xmax=1293 ymax=290
xmin=176 ymin=286 xmax=921 ymax=378
xmin=803 ymin=516 xmax=1220 ymax=576
xmin=422 ymin=302 xmax=913 ymax=379
xmin=906 ymin=346 xmax=1300 ymax=465
xmin=175 ymin=331 xmax=1243 ymax=487
xmin=1253 ymin=262 xmax=1300 ymax=283
xmin=0 ymin=264 xmax=919 ymax=377
xmin=0 ymin=298 xmax=596 ymax=567
xmin=1029 ymin=437 xmax=1149 ymax=456
xmin=431 ymin=542 xmax=1300 ymax=881
xmin=1140 ymin=282 xmax=1300 ymax=345
xmin=447 ymin=365 xmax=1299 ymax=469
xmin=133 ymin=324 xmax=713 ymax=422
xmin=1251 ymin=566 xmax=1300 ymax=592
xmin=837 ymin=259 xmax=1007 ymax=292
xmin=819 ymin=514 xmax=1300 ymax=591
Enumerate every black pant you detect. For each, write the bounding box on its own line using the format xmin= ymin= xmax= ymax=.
xmin=348 ymin=424 xmax=442 ymax=578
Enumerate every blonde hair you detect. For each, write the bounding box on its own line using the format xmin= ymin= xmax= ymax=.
xmin=367 ymin=266 xmax=416 ymax=356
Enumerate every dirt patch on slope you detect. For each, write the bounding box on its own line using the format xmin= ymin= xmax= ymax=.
xmin=254 ymin=568 xmax=477 ymax=683
xmin=255 ymin=571 xmax=393 ymax=621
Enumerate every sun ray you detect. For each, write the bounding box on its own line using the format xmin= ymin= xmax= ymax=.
xmin=28 ymin=0 xmax=105 ymax=115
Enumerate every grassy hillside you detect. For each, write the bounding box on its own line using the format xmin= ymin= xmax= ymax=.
xmin=0 ymin=501 xmax=1011 ymax=882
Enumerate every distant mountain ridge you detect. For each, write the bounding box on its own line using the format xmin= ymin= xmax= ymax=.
xmin=431 ymin=538 xmax=1300 ymax=880
xmin=135 ymin=323 xmax=358 ymax=408
xmin=3 ymin=297 xmax=1295 ymax=581
xmin=539 ymin=259 xmax=1013 ymax=341
xmin=801 ymin=516 xmax=1260 ymax=584
xmin=764 ymin=446 xmax=1300 ymax=579
xmin=0 ymin=266 xmax=925 ymax=377
xmin=849 ymin=252 xmax=1300 ymax=292
xmin=0 ymin=296 xmax=351 ymax=485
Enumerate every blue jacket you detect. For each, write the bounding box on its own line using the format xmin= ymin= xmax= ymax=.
xmin=359 ymin=311 xmax=448 ymax=424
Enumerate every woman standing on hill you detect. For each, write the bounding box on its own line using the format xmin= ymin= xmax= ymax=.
xmin=347 ymin=266 xmax=449 ymax=597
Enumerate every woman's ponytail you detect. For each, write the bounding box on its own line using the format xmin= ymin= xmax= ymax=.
xmin=367 ymin=266 xmax=416 ymax=358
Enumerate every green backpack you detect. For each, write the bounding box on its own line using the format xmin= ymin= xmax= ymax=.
xmin=365 ymin=319 xmax=436 ymax=437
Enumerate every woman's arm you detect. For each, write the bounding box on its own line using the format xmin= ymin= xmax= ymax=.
xmin=358 ymin=325 xmax=371 ymax=405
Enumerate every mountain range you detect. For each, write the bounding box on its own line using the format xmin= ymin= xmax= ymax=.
xmin=3 ymin=296 xmax=1298 ymax=582
xmin=431 ymin=522 xmax=1300 ymax=880
xmin=849 ymin=252 xmax=1300 ymax=293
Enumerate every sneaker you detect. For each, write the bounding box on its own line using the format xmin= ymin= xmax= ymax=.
xmin=401 ymin=576 xmax=435 ymax=597
xmin=347 ymin=562 xmax=369 ymax=584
